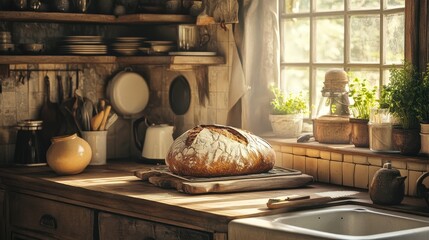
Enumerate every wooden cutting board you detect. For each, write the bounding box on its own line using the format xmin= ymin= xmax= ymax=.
xmin=134 ymin=166 xmax=314 ymax=194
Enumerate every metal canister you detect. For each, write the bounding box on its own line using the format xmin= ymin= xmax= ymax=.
xmin=14 ymin=120 xmax=46 ymax=165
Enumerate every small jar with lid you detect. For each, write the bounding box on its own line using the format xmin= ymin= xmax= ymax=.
xmin=14 ymin=120 xmax=47 ymax=165
xmin=315 ymin=69 xmax=351 ymax=117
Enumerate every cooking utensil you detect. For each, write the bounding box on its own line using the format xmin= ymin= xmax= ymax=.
xmin=91 ymin=110 xmax=104 ymax=131
xmin=169 ymin=75 xmax=191 ymax=115
xmin=99 ymin=105 xmax=111 ymax=130
xmin=105 ymin=113 xmax=118 ymax=130
xmin=83 ymin=99 xmax=94 ymax=129
xmin=107 ymin=70 xmax=149 ymax=117
xmin=39 ymin=75 xmax=62 ymax=147
xmin=266 ymin=191 xmax=359 ymax=209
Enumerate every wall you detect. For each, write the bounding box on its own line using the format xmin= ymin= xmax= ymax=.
xmin=0 ymin=23 xmax=235 ymax=164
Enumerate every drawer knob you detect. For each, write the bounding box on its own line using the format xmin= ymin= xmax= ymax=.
xmin=40 ymin=214 xmax=57 ymax=229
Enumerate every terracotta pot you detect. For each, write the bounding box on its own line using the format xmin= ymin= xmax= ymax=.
xmin=391 ymin=128 xmax=421 ymax=156
xmin=46 ymin=133 xmax=92 ymax=175
xmin=350 ymin=118 xmax=369 ymax=148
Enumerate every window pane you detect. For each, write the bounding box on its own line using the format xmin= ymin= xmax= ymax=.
xmin=314 ymin=67 xmax=339 ymax=117
xmin=315 ymin=0 xmax=344 ymax=12
xmin=385 ymin=13 xmax=404 ymax=64
xmin=315 ymin=17 xmax=344 ymax=63
xmin=348 ymin=68 xmax=380 ymax=90
xmin=281 ymin=18 xmax=310 ymax=63
xmin=350 ymin=15 xmax=380 ymax=63
xmin=383 ymin=69 xmax=392 ymax=85
xmin=349 ymin=0 xmax=379 ymax=10
xmin=387 ymin=0 xmax=405 ymax=9
xmin=283 ymin=0 xmax=310 ymax=14
xmin=281 ymin=67 xmax=309 ymax=94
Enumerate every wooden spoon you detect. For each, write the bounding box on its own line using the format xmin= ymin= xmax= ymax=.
xmin=91 ymin=110 xmax=104 ymax=131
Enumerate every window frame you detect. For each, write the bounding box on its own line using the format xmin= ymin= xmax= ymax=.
xmin=278 ymin=0 xmax=406 ymax=117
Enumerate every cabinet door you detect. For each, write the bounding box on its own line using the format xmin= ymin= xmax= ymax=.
xmin=9 ymin=192 xmax=94 ymax=240
xmin=99 ymin=212 xmax=212 ymax=240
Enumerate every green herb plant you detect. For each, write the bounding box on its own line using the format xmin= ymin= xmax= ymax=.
xmin=383 ymin=62 xmax=421 ymax=129
xmin=349 ymin=77 xmax=378 ymax=120
xmin=416 ymin=65 xmax=429 ymax=123
xmin=270 ymin=85 xmax=307 ymax=115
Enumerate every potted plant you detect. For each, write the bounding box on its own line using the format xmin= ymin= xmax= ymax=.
xmin=348 ymin=76 xmax=378 ymax=147
xmin=383 ymin=62 xmax=421 ymax=155
xmin=269 ymin=85 xmax=308 ymax=137
xmin=416 ymin=65 xmax=429 ymax=154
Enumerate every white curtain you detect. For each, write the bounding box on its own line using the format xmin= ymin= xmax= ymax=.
xmin=228 ymin=0 xmax=280 ymax=134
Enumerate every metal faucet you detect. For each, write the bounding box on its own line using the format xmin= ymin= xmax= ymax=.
xmin=416 ymin=172 xmax=429 ymax=206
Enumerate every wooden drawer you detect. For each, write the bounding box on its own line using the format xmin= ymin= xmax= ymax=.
xmin=9 ymin=192 xmax=93 ymax=240
xmin=99 ymin=212 xmax=212 ymax=240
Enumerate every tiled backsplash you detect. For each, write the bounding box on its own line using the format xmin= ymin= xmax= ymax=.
xmin=0 ymin=24 xmax=235 ymax=164
xmin=269 ymin=140 xmax=429 ymax=197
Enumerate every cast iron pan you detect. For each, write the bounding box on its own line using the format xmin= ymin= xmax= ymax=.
xmin=169 ymin=75 xmax=191 ymax=115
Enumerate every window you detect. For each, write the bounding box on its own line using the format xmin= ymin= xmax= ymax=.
xmin=279 ymin=0 xmax=405 ymax=117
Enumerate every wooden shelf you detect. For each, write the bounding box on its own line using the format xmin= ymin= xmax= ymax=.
xmin=116 ymin=56 xmax=225 ymax=65
xmin=0 ymin=55 xmax=117 ymax=64
xmin=0 ymin=55 xmax=225 ymax=65
xmin=0 ymin=11 xmax=194 ymax=24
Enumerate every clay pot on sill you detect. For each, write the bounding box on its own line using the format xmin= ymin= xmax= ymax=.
xmin=391 ymin=127 xmax=421 ymax=156
xmin=350 ymin=118 xmax=369 ymax=148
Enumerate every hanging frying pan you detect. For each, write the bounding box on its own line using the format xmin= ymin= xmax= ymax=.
xmin=107 ymin=70 xmax=149 ymax=117
xmin=169 ymin=75 xmax=191 ymax=115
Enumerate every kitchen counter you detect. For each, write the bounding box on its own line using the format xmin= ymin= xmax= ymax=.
xmin=1 ymin=159 xmax=429 ymax=238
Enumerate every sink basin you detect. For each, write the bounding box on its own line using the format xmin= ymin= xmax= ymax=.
xmin=229 ymin=204 xmax=429 ymax=240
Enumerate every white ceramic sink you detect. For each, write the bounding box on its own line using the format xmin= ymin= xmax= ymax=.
xmin=228 ymin=204 xmax=429 ymax=240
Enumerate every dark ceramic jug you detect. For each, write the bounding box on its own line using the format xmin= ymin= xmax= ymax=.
xmin=369 ymin=162 xmax=406 ymax=205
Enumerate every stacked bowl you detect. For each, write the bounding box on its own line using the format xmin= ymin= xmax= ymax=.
xmin=0 ymin=31 xmax=14 ymax=54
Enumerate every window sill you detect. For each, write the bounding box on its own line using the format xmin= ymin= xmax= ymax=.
xmin=264 ymin=136 xmax=429 ymax=164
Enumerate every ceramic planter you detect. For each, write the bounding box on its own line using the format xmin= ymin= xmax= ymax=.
xmin=269 ymin=113 xmax=303 ymax=138
xmin=350 ymin=118 xmax=369 ymax=148
xmin=421 ymin=133 xmax=429 ymax=155
xmin=391 ymin=128 xmax=421 ymax=156
xmin=421 ymin=123 xmax=429 ymax=134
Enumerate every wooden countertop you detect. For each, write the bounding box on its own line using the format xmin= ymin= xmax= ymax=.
xmin=1 ymin=159 xmax=429 ymax=234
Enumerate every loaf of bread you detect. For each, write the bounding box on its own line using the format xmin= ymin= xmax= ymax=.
xmin=165 ymin=124 xmax=276 ymax=177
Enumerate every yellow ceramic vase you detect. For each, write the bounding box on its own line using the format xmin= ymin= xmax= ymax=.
xmin=46 ymin=133 xmax=92 ymax=175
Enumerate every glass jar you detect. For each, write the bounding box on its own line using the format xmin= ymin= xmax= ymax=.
xmin=315 ymin=69 xmax=351 ymax=118
xmin=14 ymin=120 xmax=46 ymax=165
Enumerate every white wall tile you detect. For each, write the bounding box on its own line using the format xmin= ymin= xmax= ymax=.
xmin=293 ymin=155 xmax=306 ymax=173
xmin=320 ymin=151 xmax=331 ymax=160
xmin=282 ymin=153 xmax=294 ymax=169
xmin=355 ymin=164 xmax=369 ymax=189
xmin=330 ymin=161 xmax=343 ymax=185
xmin=305 ymin=157 xmax=318 ymax=179
xmin=317 ymin=159 xmax=330 ymax=183
xmin=343 ymin=162 xmax=355 ymax=187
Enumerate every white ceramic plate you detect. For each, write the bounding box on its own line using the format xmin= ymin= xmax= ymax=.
xmin=168 ymin=51 xmax=217 ymax=56
xmin=107 ymin=71 xmax=149 ymax=117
